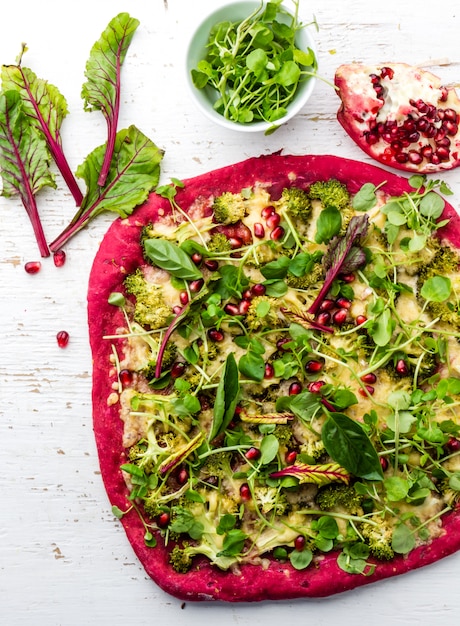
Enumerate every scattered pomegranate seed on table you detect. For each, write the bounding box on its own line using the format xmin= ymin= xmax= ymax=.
xmin=56 ymin=330 xmax=70 ymax=348
xmin=24 ymin=261 xmax=42 ymax=274
xmin=53 ymin=250 xmax=66 ymax=267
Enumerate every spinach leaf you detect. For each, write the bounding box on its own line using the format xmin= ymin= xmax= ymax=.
xmin=144 ymin=238 xmax=202 ymax=280
xmin=209 ymin=353 xmax=240 ymax=440
xmin=321 ymin=412 xmax=383 ymax=481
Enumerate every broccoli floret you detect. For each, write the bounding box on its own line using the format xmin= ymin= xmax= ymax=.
xmin=168 ymin=493 xmax=243 ymax=572
xmin=212 ymin=192 xmax=247 ymax=225
xmin=417 ymin=243 xmax=460 ymax=330
xmin=199 ymin=450 xmax=242 ymax=500
xmin=361 ymin=520 xmax=395 ymax=560
xmin=277 ymin=187 xmax=312 ymax=222
xmin=273 ymin=425 xmax=295 ymax=448
xmin=253 ymin=486 xmax=288 ymax=515
xmin=207 ymin=232 xmax=232 ymax=253
xmin=245 ymin=295 xmax=282 ymax=332
xmin=308 ymin=179 xmax=351 ymax=211
xmin=285 ymin=262 xmax=325 ymax=290
xmin=124 ymin=268 xmax=173 ymax=329
xmin=315 ymin=483 xmax=363 ymax=515
xmin=169 ymin=541 xmax=237 ymax=573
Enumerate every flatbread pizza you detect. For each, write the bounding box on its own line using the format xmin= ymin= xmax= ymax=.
xmin=88 ymin=154 xmax=460 ymax=602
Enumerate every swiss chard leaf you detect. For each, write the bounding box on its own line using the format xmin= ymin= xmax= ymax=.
xmin=49 ymin=125 xmax=163 ymax=251
xmin=81 ymin=12 xmax=140 ymax=186
xmin=1 ymin=46 xmax=83 ymax=206
xmin=308 ymin=215 xmax=369 ymax=315
xmin=321 ymin=412 xmax=383 ymax=481
xmin=209 ymin=353 xmax=240 ymax=440
xmin=0 ymin=90 xmax=55 ymax=257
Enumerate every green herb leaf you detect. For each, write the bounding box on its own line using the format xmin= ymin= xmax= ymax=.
xmin=238 ymin=351 xmax=265 ymax=382
xmin=209 ymin=353 xmax=240 ymax=440
xmin=315 ymin=206 xmax=342 ymax=244
xmin=144 ymin=238 xmax=202 ymax=280
xmin=421 ymin=275 xmax=452 ymax=303
xmin=321 ymin=412 xmax=384 ymax=481
xmin=289 ymin=548 xmax=313 ymax=570
xmin=391 ymin=523 xmax=415 ymax=554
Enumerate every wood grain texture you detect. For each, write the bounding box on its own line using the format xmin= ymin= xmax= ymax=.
xmin=1 ymin=0 xmax=460 ymax=624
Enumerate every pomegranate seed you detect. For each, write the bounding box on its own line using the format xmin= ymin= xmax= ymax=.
xmin=191 ymin=252 xmax=202 ymax=265
xmin=242 ymin=289 xmax=253 ymax=300
xmin=179 ymin=291 xmax=189 ymax=305
xmin=157 ymin=512 xmax=170 ymax=528
xmin=308 ymin=380 xmax=326 ymax=393
xmin=289 ymin=382 xmax=302 ymax=395
xmin=229 ymin=236 xmax=243 ymax=249
xmin=53 ymin=249 xmax=66 ymax=267
xmin=224 ymin=303 xmax=240 ymax=316
xmin=173 ymin=305 xmax=183 ymax=315
xmin=341 ymin=273 xmax=355 ymax=284
xmin=440 ymin=87 xmax=449 ymax=102
xmin=208 ymin=328 xmax=224 ymax=342
xmin=251 ymin=283 xmax=266 ymax=297
xmin=253 ymin=222 xmax=265 ymax=238
xmin=446 ymin=437 xmax=460 ymax=453
xmin=261 ymin=206 xmax=275 ymax=219
xmin=276 ymin=338 xmax=291 ymax=351
xmin=204 ymin=259 xmax=219 ymax=271
xmin=24 ymin=261 xmax=41 ymax=274
xmin=319 ymin=299 xmax=335 ymax=311
xmin=444 ymin=108 xmax=459 ymax=122
xmin=336 ymin=297 xmax=351 ymax=309
xmin=264 ymin=363 xmax=275 ymax=379
xmin=380 ymin=457 xmax=389 ymax=472
xmin=305 ymin=359 xmax=323 ymax=373
xmin=238 ymin=299 xmax=251 ymax=315
xmin=240 ymin=483 xmax=251 ymax=501
xmin=177 ymin=468 xmax=189 ymax=484
xmin=395 ymin=359 xmax=409 ymax=376
xmin=245 ymin=447 xmax=261 ymax=461
xmin=294 ymin=535 xmax=306 ymax=551
xmin=270 ymin=226 xmax=285 ymax=241
xmin=369 ymin=73 xmax=380 ymax=85
xmin=359 ymin=385 xmax=375 ymax=397
xmin=380 ymin=66 xmax=394 ymax=80
xmin=356 ymin=315 xmax=367 ymax=325
xmin=266 ymin=212 xmax=281 ymax=229
xmin=316 ymin=312 xmax=331 ymax=326
xmin=285 ymin=450 xmax=297 ymax=464
xmin=436 ymin=147 xmax=450 ymax=161
xmin=119 ymin=369 xmax=133 ymax=386
xmin=361 ymin=372 xmax=377 ymax=384
xmin=332 ymin=309 xmax=348 ymax=325
xmin=56 ymin=330 xmax=70 ymax=348
xmin=408 ymin=150 xmax=423 ymax=165
xmin=395 ymin=152 xmax=409 ymax=164
xmin=170 ymin=362 xmax=186 ymax=378
xmin=189 ymin=278 xmax=204 ymax=293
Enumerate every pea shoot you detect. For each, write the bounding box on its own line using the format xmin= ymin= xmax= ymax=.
xmin=191 ymin=0 xmax=318 ymax=128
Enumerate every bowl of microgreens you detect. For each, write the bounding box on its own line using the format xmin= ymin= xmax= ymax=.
xmin=186 ymin=0 xmax=318 ymax=133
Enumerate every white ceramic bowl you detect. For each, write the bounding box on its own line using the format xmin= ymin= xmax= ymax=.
xmin=185 ymin=1 xmax=317 ymax=133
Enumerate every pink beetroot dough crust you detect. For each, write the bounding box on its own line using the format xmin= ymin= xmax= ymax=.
xmin=87 ymin=154 xmax=460 ymax=602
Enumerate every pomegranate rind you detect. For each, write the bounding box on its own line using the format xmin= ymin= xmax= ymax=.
xmin=88 ymin=154 xmax=460 ymax=602
xmin=335 ymin=62 xmax=460 ymax=173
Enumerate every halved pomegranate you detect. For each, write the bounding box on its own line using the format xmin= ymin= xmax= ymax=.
xmin=334 ymin=62 xmax=460 ymax=173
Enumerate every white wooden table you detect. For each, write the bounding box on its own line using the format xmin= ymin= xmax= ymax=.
xmin=2 ymin=1 xmax=460 ymax=624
